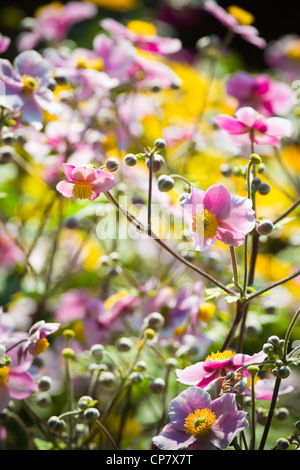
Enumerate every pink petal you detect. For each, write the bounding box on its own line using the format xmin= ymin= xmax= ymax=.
xmin=71 ymin=165 xmax=98 ymax=182
xmin=91 ymin=170 xmax=115 ymax=193
xmin=213 ymin=115 xmax=247 ymax=134
xmin=216 ymin=226 xmax=246 ymax=246
xmin=266 ymin=117 xmax=294 ymax=138
xmin=218 ymin=195 xmax=255 ymax=234
xmin=176 ymin=362 xmax=206 ymax=385
xmin=203 ymin=184 xmax=231 ymax=218
xmin=56 ymin=180 xmax=75 ymax=198
xmin=8 ymin=371 xmax=38 ymax=400
xmin=62 ymin=164 xmax=77 ymax=182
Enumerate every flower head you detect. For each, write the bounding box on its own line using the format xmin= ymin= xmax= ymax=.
xmin=18 ymin=320 xmax=60 ymax=362
xmin=152 ymin=386 xmax=248 ymax=450
xmin=181 ymin=183 xmax=255 ymax=251
xmin=56 ymin=164 xmax=115 ymax=201
xmin=0 ymin=50 xmax=60 ymax=126
xmin=176 ymin=350 xmax=266 ymax=388
xmin=214 ymin=106 xmax=294 ymax=147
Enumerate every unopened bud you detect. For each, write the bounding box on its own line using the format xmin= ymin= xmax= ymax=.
xmin=157 ymin=175 xmax=174 ymax=192
xmin=105 ymin=158 xmax=119 ymax=172
xmin=250 ymin=153 xmax=262 ymax=165
xmin=257 ymin=219 xmax=274 ymax=235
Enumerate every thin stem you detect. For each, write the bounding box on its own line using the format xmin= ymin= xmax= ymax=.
xmin=283 ymin=307 xmax=300 ymax=362
xmin=229 ymin=246 xmax=243 ymax=296
xmin=246 ymin=268 xmax=300 ymax=302
xmin=95 ymin=420 xmax=119 ymax=450
xmin=272 ymin=197 xmax=300 ymax=225
xmin=259 ymin=377 xmax=281 ymax=450
xmin=250 ymin=373 xmax=256 ymax=450
xmin=147 ymin=150 xmax=153 ymax=235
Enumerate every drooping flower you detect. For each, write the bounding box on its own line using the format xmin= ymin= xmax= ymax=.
xmin=203 ymin=1 xmax=266 ymax=48
xmin=17 ymin=1 xmax=97 ymax=51
xmin=152 ymin=386 xmax=248 ymax=450
xmin=100 ymin=18 xmax=182 ymax=55
xmin=226 ymin=71 xmax=293 ymax=117
xmin=214 ymin=106 xmax=294 ymax=147
xmin=17 ymin=320 xmax=60 ymax=362
xmin=56 ymin=164 xmax=115 ymax=201
xmin=180 ymin=183 xmax=255 ymax=252
xmin=0 ymin=50 xmax=60 ymax=126
xmin=176 ymin=349 xmax=266 ymax=388
xmin=0 ymin=337 xmax=38 ymax=412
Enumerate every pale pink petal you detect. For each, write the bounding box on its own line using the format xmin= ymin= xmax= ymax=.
xmin=204 ymin=184 xmax=231 ymax=218
xmin=56 ymin=180 xmax=75 ymax=198
xmin=62 ymin=164 xmax=77 ymax=181
xmin=235 ymin=106 xmax=259 ymax=127
xmin=8 ymin=371 xmax=38 ymax=399
xmin=176 ymin=362 xmax=206 ymax=385
xmin=266 ymin=117 xmax=294 ymax=138
xmin=71 ymin=165 xmax=98 ymax=182
xmin=216 ymin=226 xmax=246 ymax=246
xmin=218 ymin=195 xmax=255 ymax=234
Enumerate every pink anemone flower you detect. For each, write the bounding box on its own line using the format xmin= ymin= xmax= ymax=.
xmin=214 ymin=106 xmax=294 ymax=147
xmin=180 ymin=183 xmax=255 ymax=252
xmin=56 ymin=164 xmax=115 ymax=201
xmin=152 ymin=386 xmax=249 ymax=450
xmin=176 ymin=349 xmax=267 ymax=388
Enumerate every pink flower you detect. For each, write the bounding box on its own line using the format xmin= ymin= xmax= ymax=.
xmin=214 ymin=106 xmax=294 ymax=147
xmin=56 ymin=164 xmax=115 ymax=201
xmin=17 ymin=320 xmax=60 ymax=362
xmin=0 ymin=337 xmax=38 ymax=412
xmin=100 ymin=18 xmax=182 ymax=55
xmin=152 ymin=386 xmax=248 ymax=450
xmin=0 ymin=230 xmax=25 ymax=269
xmin=203 ymin=1 xmax=266 ymax=48
xmin=176 ymin=350 xmax=266 ymax=388
xmin=265 ymin=34 xmax=300 ymax=80
xmin=226 ymin=71 xmax=293 ymax=117
xmin=180 ymin=183 xmax=255 ymax=252
xmin=17 ymin=1 xmax=97 ymax=51
xmin=0 ymin=34 xmax=10 ymax=54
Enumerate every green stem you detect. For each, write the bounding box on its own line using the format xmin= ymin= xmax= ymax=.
xmin=259 ymin=377 xmax=282 ymax=450
xmin=283 ymin=307 xmax=300 ymax=362
xmin=95 ymin=420 xmax=119 ymax=450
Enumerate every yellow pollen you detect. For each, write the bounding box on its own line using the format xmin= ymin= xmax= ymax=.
xmin=127 ymin=20 xmax=157 ymax=36
xmin=205 ymin=350 xmax=236 ymax=361
xmin=34 ymin=338 xmax=49 ymax=356
xmin=104 ymin=290 xmax=128 ymax=310
xmin=75 ymin=56 xmax=104 ymax=71
xmin=287 ymin=41 xmax=300 ymax=60
xmin=0 ymin=366 xmax=9 ymax=387
xmin=192 ymin=209 xmax=218 ymax=239
xmin=227 ymin=5 xmax=255 ymax=25
xmin=72 ymin=181 xmax=93 ymax=200
xmin=22 ymin=75 xmax=40 ymax=95
xmin=198 ymin=302 xmax=216 ymax=323
xmin=184 ymin=408 xmax=216 ymax=438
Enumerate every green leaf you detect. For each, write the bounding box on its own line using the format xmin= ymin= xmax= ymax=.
xmin=34 ymin=438 xmax=55 ymax=450
xmin=224 ymin=295 xmax=239 ymax=304
xmin=204 ymin=287 xmax=225 ymax=300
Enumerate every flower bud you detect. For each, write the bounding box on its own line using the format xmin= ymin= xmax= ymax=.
xmin=276 ymin=407 xmax=289 ymax=421
xmin=154 ymin=138 xmax=166 ymax=150
xmin=2 ymin=132 xmax=14 ymax=145
xmin=144 ymin=312 xmax=165 ymax=331
xmin=90 ymin=344 xmax=105 ymax=361
xmin=250 ymin=153 xmax=262 ymax=165
xmin=116 ymin=337 xmax=134 ymax=352
xmin=157 ymin=175 xmax=174 ymax=192
xmin=78 ymin=396 xmax=95 ymax=410
xmin=165 ymin=357 xmax=178 ymax=369
xmin=84 ymin=407 xmax=100 ymax=422
xmin=268 ymin=335 xmax=280 ymax=346
xmin=124 ymin=153 xmax=138 ymax=166
xmin=256 ymin=219 xmax=274 ymax=235
xmin=36 ymin=392 xmax=51 ymax=408
xmin=276 ymin=437 xmax=290 ymax=450
xmin=105 ymin=158 xmax=119 ymax=172
xmin=65 ymin=217 xmax=80 ymax=229
xmin=135 ymin=360 xmax=147 ymax=372
xmin=129 ymin=372 xmax=143 ymax=384
xmin=149 ymin=378 xmax=165 ymax=394
xmin=146 ymin=153 xmax=164 ymax=173
xmin=258 ymin=183 xmax=271 ymax=195
xmin=47 ymin=416 xmax=66 ymax=432
xmin=99 ymin=371 xmax=116 ymax=387
xmin=219 ymin=163 xmax=232 ymax=177
xmin=277 ymin=366 xmax=291 ymax=379
xmin=263 ymin=343 xmax=274 ymax=355
xmin=37 ymin=375 xmax=52 ymax=392
xmin=62 ymin=347 xmax=75 ymax=359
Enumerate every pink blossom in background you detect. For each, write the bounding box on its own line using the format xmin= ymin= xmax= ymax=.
xmin=214 ymin=106 xmax=294 ymax=147
xmin=0 ymin=50 xmax=61 ymax=126
xmin=203 ymin=1 xmax=266 ymax=48
xmin=56 ymin=164 xmax=115 ymax=201
xmin=100 ymin=18 xmax=182 ymax=56
xmin=176 ymin=350 xmax=266 ymax=388
xmin=152 ymin=386 xmax=248 ymax=450
xmin=17 ymin=320 xmax=60 ymax=362
xmin=265 ymin=34 xmax=300 ymax=80
xmin=0 ymin=34 xmax=10 ymax=53
xmin=226 ymin=71 xmax=293 ymax=116
xmin=17 ymin=1 xmax=97 ymax=51
xmin=92 ymin=34 xmax=135 ymax=80
xmin=180 ymin=183 xmax=255 ymax=252
xmin=0 ymin=230 xmax=25 ymax=269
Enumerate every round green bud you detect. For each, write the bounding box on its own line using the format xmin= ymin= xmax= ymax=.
xmin=135 ymin=360 xmax=147 ymax=372
xmin=165 ymin=357 xmax=178 ymax=369
xmin=277 ymin=366 xmax=291 ymax=379
xmin=250 ymin=153 xmax=262 ymax=165
xmin=63 ymin=329 xmax=76 ymax=340
xmin=144 ymin=312 xmax=165 ymax=331
xmin=2 ymin=132 xmax=14 ymax=145
xmin=62 ymin=347 xmax=75 ymax=359
xmin=268 ymin=335 xmax=280 ymax=346
xmin=219 ymin=163 xmax=232 ymax=177
xmin=247 ymin=365 xmax=260 ymax=375
xmin=146 ymin=154 xmax=164 ymax=173
xmin=154 ymin=138 xmax=166 ymax=150
xmin=78 ymin=396 xmax=94 ymax=410
xmin=157 ymin=175 xmax=174 ymax=192
xmin=275 ymin=360 xmax=283 ymax=368
xmin=294 ymin=420 xmax=300 ymax=430
xmin=36 ymin=392 xmax=51 ymax=408
xmin=0 ymin=146 xmax=14 ymax=163
xmin=129 ymin=372 xmax=143 ymax=384
xmin=143 ymin=328 xmax=156 ymax=340
xmin=257 ymin=163 xmax=266 ymax=174
xmin=105 ymin=158 xmax=119 ymax=172
xmin=149 ymin=378 xmax=166 ymax=394
xmin=99 ymin=371 xmax=116 ymax=387
xmin=263 ymin=343 xmax=274 ymax=355
xmin=257 ymin=219 xmax=274 ymax=236
xmin=116 ymin=337 xmax=134 ymax=352
xmin=276 ymin=407 xmax=289 ymax=421
xmin=276 ymin=437 xmax=290 ymax=450
xmin=99 ymin=255 xmax=110 ymax=266
xmin=83 ymin=407 xmax=100 ymax=422
xmin=37 ymin=375 xmax=52 ymax=392
xmin=258 ymin=183 xmax=271 ymax=195
xmin=47 ymin=416 xmax=65 ymax=433
xmin=90 ymin=344 xmax=105 ymax=361
xmin=124 ymin=153 xmax=138 ymax=166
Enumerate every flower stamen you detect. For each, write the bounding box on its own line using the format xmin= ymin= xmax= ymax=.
xmin=72 ymin=181 xmax=93 ymax=199
xmin=0 ymin=366 xmax=10 ymax=387
xmin=34 ymin=338 xmax=49 ymax=356
xmin=205 ymin=350 xmax=236 ymax=361
xmin=22 ymin=75 xmax=40 ymax=95
xmin=192 ymin=209 xmax=218 ymax=239
xmin=184 ymin=408 xmax=216 ymax=437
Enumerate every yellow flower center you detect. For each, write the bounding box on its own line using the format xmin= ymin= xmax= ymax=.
xmin=184 ymin=408 xmax=216 ymax=438
xmin=0 ymin=366 xmax=9 ymax=387
xmin=192 ymin=209 xmax=218 ymax=239
xmin=104 ymin=290 xmax=128 ymax=310
xmin=72 ymin=181 xmax=93 ymax=200
xmin=22 ymin=75 xmax=40 ymax=95
xmin=287 ymin=41 xmax=300 ymax=60
xmin=34 ymin=338 xmax=49 ymax=356
xmin=198 ymin=302 xmax=215 ymax=323
xmin=75 ymin=56 xmax=104 ymax=71
xmin=205 ymin=350 xmax=236 ymax=361
xmin=227 ymin=5 xmax=255 ymax=25
xmin=127 ymin=20 xmax=157 ymax=36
